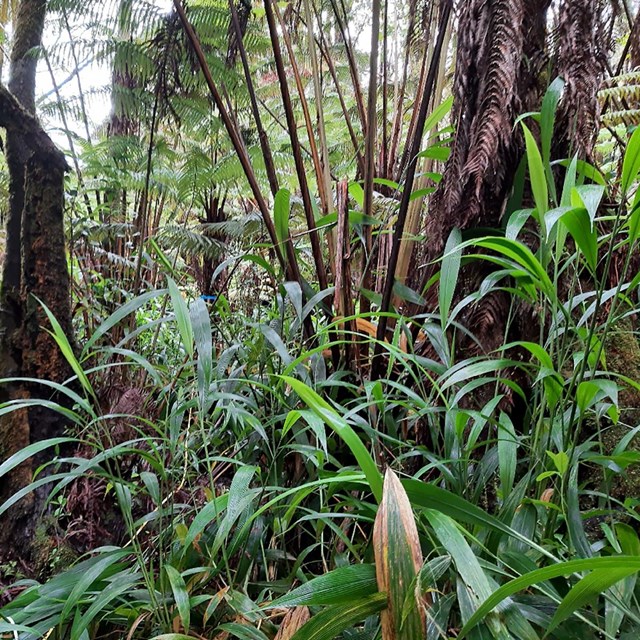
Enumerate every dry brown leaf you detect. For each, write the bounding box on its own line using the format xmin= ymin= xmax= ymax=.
xmin=274 ymin=606 xmax=311 ymax=640
xmin=374 ymin=468 xmax=427 ymax=640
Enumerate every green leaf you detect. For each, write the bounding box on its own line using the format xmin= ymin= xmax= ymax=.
xmin=151 ymin=633 xmax=199 ymax=640
xmin=425 ymin=510 xmax=493 ymax=603
xmin=213 ymin=465 xmax=258 ymax=553
xmin=373 ymin=177 xmax=401 ymax=190
xmin=216 ymin=623 xmax=269 ymax=640
xmin=560 ymin=155 xmax=578 ymax=207
xmin=424 ymin=95 xmax=453 ymax=134
xmin=566 ymin=463 xmax=591 ymax=558
xmin=0 ymin=437 xmax=74 ymax=479
xmin=374 ymin=469 xmax=425 ymax=638
xmin=268 ymin=565 xmax=377 ymax=608
xmin=83 ymin=288 xmax=166 ymax=355
xmin=62 ymin=550 xmax=129 ymax=622
xmin=560 ymin=207 xmax=598 ymax=272
xmin=274 ymin=188 xmax=291 ymax=250
xmin=403 ymin=479 xmax=555 ymax=560
xmin=439 ymin=358 xmax=514 ymax=391
xmin=183 ymin=493 xmax=229 ymax=551
xmin=505 ymin=209 xmax=533 ymax=241
xmin=282 ymin=376 xmax=383 ymax=502
xmin=540 ymin=78 xmax=564 ymax=165
xmin=38 ymin=299 xmax=94 ymax=398
xmin=289 ymin=594 xmax=387 ymax=640
xmin=497 ymin=412 xmax=517 ymax=499
xmin=71 ymin=573 xmax=140 ymax=640
xmin=349 ymin=182 xmax=364 ymax=208
xmin=622 ymin=125 xmax=640 ymax=195
xmin=540 ymin=77 xmax=564 ymax=204
xmin=168 ymin=277 xmax=194 ymax=358
xmin=165 ymin=565 xmax=191 ymax=633
xmin=547 ymin=450 xmax=569 ymax=475
xmin=458 ymin=557 xmax=640 ymax=638
xmin=571 ymin=185 xmax=604 ymax=225
xmin=553 ymin=158 xmax=606 ymax=185
xmin=522 ymin=123 xmax=548 ymax=216
xmin=628 ymin=189 xmax=640 ymax=246
xmin=457 ymin=236 xmax=553 ymax=297
xmin=417 ymin=145 xmax=450 ymax=161
xmin=190 ymin=297 xmax=213 ymax=413
xmin=439 ymin=228 xmax=462 ymax=328
xmin=548 ymin=567 xmax=640 ymax=634
xmin=392 ymin=281 xmax=426 ymax=306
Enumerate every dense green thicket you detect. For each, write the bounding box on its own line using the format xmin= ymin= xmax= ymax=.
xmin=2 ymin=1 xmax=640 ymax=639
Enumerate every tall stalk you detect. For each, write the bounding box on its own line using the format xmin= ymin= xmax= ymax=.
xmin=393 ymin=5 xmax=453 ymax=299
xmin=263 ymin=0 xmax=328 ymax=292
xmin=328 ymin=0 xmax=367 ymax=139
xmin=228 ymin=0 xmax=280 ymax=198
xmin=172 ymin=0 xmax=292 ymax=278
xmin=360 ymin=0 xmax=382 ymax=317
xmin=373 ymin=0 xmax=453 ymax=377
xmin=315 ymin=19 xmax=365 ymax=175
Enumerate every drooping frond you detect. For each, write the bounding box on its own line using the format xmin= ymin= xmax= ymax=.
xmin=599 ymin=71 xmax=640 ymax=127
xmin=553 ymin=0 xmax=609 ymax=160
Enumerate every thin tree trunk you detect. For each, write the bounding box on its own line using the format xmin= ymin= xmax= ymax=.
xmin=0 ymin=0 xmax=73 ymax=559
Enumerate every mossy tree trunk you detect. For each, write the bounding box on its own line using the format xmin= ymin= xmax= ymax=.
xmin=0 ymin=0 xmax=73 ymax=563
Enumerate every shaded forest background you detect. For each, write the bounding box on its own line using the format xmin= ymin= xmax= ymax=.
xmin=2 ymin=0 xmax=640 ymax=638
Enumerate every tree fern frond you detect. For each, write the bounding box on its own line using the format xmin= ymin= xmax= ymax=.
xmin=158 ymin=225 xmax=227 ymax=259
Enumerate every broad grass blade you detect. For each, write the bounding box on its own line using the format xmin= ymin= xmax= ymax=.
xmin=374 ymin=469 xmax=426 ymax=639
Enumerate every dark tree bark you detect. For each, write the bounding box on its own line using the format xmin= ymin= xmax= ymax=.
xmin=2 ymin=0 xmax=46 ymax=296
xmin=423 ymin=0 xmax=551 ymax=259
xmin=407 ymin=0 xmax=550 ymax=368
xmin=0 ymin=0 xmax=73 ymax=562
xmin=553 ymin=0 xmax=609 ymax=161
xmin=406 ymin=0 xmax=610 ymax=412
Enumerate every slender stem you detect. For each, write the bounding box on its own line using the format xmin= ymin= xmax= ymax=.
xmin=360 ymin=0 xmax=382 ymax=317
xmin=328 ymin=0 xmax=367 ymax=135
xmin=228 ymin=0 xmax=280 ymax=197
xmin=61 ymin=6 xmax=92 ymax=143
xmin=263 ymin=0 xmax=328 ymax=291
xmin=373 ymin=0 xmax=453 ymax=378
xmin=42 ymin=49 xmax=92 ymax=216
xmin=272 ymin=0 xmax=329 ymax=217
xmin=381 ymin=0 xmax=389 ymax=178
xmin=172 ymin=0 xmax=290 ymax=275
xmin=314 ymin=17 xmax=364 ymax=175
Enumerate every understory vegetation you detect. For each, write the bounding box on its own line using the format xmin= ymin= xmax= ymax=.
xmin=3 ymin=0 xmax=640 ymax=639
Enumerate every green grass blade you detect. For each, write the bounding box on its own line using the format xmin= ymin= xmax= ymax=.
xmin=282 ymin=376 xmax=383 ymax=502
xmin=71 ymin=573 xmax=140 ymax=640
xmin=168 ymin=277 xmax=194 ymax=358
xmin=268 ymin=565 xmax=377 ymax=608
xmin=274 ymin=188 xmax=291 ymax=251
xmin=190 ymin=297 xmax=213 ymax=413
xmin=61 ymin=550 xmax=129 ymax=622
xmin=37 ymin=298 xmax=94 ymax=397
xmin=439 ymin=228 xmax=462 ymax=328
xmin=82 ymin=288 xmax=167 ymax=355
xmin=165 ymin=565 xmax=191 ymax=633
xmin=0 ymin=437 xmax=74 ymax=479
xmin=622 ymin=124 xmax=640 ymax=195
xmin=289 ymin=594 xmax=387 ymax=640
xmin=547 ymin=567 xmax=640 ymax=635
xmin=402 ymin=479 xmax=555 ymax=560
xmin=522 ymin=123 xmax=548 ymax=216
xmin=458 ymin=557 xmax=640 ymax=638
